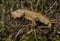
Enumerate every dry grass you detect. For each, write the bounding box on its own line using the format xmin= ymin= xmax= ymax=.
xmin=0 ymin=0 xmax=60 ymax=41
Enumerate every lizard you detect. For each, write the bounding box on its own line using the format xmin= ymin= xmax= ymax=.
xmin=11 ymin=9 xmax=52 ymax=28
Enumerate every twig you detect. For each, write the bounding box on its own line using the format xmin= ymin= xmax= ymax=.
xmin=36 ymin=0 xmax=40 ymax=9
xmin=14 ymin=17 xmax=25 ymax=38
xmin=29 ymin=0 xmax=33 ymax=11
xmin=46 ymin=1 xmax=57 ymax=13
xmin=14 ymin=28 xmax=23 ymax=38
xmin=20 ymin=1 xmax=25 ymax=9
xmin=20 ymin=29 xmax=33 ymax=41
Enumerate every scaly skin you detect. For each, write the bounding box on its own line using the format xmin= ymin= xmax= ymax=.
xmin=11 ymin=9 xmax=52 ymax=28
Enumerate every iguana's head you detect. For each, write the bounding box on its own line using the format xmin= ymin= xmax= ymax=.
xmin=11 ymin=9 xmax=25 ymax=19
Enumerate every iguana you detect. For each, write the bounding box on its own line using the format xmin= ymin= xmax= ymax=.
xmin=11 ymin=9 xmax=52 ymax=28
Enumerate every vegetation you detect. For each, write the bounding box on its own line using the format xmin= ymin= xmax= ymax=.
xmin=0 ymin=0 xmax=60 ymax=41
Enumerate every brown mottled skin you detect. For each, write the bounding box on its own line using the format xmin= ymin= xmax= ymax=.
xmin=11 ymin=9 xmax=52 ymax=28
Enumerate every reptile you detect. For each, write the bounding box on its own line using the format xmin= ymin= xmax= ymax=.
xmin=11 ymin=9 xmax=52 ymax=28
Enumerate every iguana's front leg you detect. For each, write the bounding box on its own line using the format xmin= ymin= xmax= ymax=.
xmin=31 ymin=20 xmax=36 ymax=26
xmin=27 ymin=20 xmax=36 ymax=26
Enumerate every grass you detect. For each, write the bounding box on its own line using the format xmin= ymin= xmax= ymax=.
xmin=0 ymin=0 xmax=60 ymax=41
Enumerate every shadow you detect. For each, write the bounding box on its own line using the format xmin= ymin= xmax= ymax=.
xmin=36 ymin=21 xmax=47 ymax=26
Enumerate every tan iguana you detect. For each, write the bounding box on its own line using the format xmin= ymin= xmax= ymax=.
xmin=11 ymin=9 xmax=52 ymax=28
